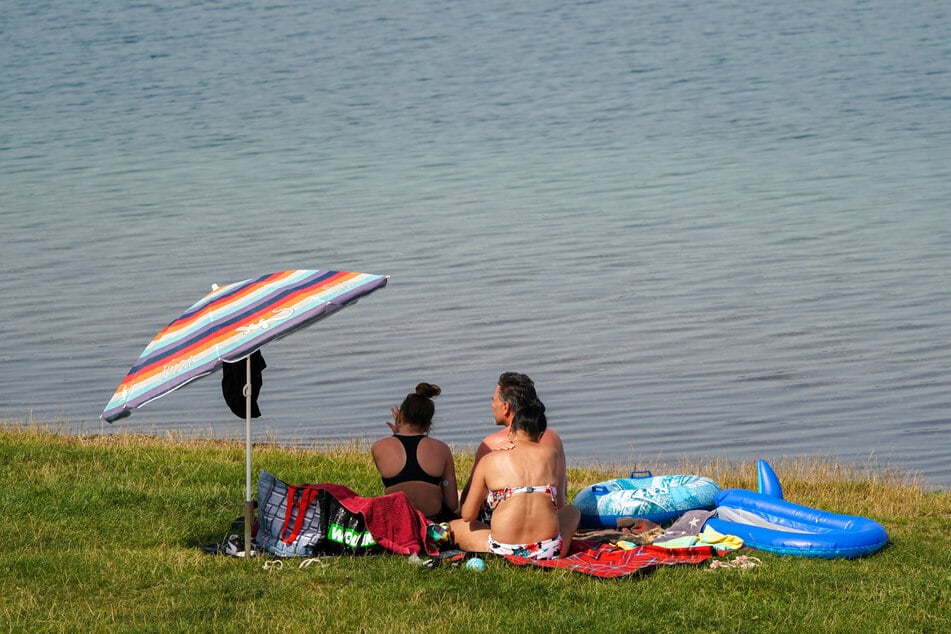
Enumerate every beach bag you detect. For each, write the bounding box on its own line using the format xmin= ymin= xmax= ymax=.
xmin=255 ymin=471 xmax=379 ymax=557
xmin=321 ymin=494 xmax=380 ymax=555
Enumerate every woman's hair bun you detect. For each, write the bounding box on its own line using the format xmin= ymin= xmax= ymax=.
xmin=415 ymin=382 xmax=441 ymax=398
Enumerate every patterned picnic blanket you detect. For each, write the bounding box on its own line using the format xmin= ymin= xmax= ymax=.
xmin=502 ymin=540 xmax=715 ymax=578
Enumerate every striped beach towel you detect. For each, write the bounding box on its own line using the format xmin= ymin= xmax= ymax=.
xmin=502 ymin=540 xmax=715 ymax=578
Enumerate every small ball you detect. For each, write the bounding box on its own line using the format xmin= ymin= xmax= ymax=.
xmin=465 ymin=557 xmax=486 ymax=571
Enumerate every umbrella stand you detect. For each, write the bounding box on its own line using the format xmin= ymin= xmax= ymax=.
xmin=244 ymin=354 xmax=254 ymax=555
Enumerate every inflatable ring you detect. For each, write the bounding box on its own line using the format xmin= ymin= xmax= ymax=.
xmin=573 ymin=472 xmax=721 ymax=529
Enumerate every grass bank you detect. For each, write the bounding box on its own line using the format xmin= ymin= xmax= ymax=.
xmin=1 ymin=423 xmax=949 ymax=633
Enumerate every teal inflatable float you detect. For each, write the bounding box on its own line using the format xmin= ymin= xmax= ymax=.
xmin=573 ymin=471 xmax=721 ymax=529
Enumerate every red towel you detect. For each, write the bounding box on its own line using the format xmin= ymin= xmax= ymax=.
xmin=502 ymin=540 xmax=715 ymax=578
xmin=315 ymin=483 xmax=439 ymax=556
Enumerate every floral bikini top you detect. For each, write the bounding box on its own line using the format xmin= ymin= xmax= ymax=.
xmin=485 ymin=484 xmax=558 ymax=510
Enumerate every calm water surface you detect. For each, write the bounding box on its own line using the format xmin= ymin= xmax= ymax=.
xmin=2 ymin=0 xmax=949 ymax=487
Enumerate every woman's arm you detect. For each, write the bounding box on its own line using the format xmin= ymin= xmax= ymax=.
xmin=548 ymin=437 xmax=567 ymax=508
xmin=460 ymin=458 xmax=488 ymax=522
xmin=555 ymin=450 xmax=567 ymax=508
xmin=458 ymin=438 xmax=493 ymax=509
xmin=441 ymin=446 xmax=459 ymax=513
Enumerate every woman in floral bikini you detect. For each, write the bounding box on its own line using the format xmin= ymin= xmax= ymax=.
xmin=460 ymin=397 xmax=579 ymax=560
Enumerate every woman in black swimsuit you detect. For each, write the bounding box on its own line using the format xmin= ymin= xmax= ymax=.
xmin=370 ymin=383 xmax=460 ymax=523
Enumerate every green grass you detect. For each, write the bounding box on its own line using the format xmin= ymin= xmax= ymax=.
xmin=2 ymin=422 xmax=949 ymax=633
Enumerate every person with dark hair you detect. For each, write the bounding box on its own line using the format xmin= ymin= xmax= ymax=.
xmin=459 ymin=398 xmax=579 ymax=559
xmin=459 ymin=372 xmax=568 ymax=513
xmin=371 ymin=383 xmax=459 ymax=523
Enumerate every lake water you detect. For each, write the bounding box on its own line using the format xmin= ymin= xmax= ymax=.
xmin=2 ymin=0 xmax=949 ymax=488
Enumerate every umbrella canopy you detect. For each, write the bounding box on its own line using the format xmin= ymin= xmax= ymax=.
xmin=100 ymin=269 xmax=388 ymax=554
xmin=101 ymin=269 xmax=387 ymax=422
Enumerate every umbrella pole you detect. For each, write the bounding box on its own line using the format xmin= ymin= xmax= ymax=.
xmin=244 ymin=354 xmax=253 ymax=556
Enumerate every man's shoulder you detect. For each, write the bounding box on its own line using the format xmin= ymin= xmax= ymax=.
xmin=480 ymin=427 xmax=510 ymax=443
xmin=480 ymin=427 xmax=562 ymax=446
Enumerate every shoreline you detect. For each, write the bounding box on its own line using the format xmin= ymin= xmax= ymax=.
xmin=3 ymin=419 xmax=943 ymax=493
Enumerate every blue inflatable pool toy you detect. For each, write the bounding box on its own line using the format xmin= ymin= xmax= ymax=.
xmin=756 ymin=459 xmax=784 ymax=499
xmin=704 ymin=460 xmax=889 ymax=559
xmin=573 ymin=471 xmax=721 ymax=529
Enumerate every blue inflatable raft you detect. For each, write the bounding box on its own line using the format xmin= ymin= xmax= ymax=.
xmin=573 ymin=472 xmax=721 ymax=529
xmin=703 ymin=460 xmax=889 ymax=559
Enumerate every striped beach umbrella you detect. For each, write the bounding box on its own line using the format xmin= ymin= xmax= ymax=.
xmin=100 ymin=269 xmax=388 ymax=553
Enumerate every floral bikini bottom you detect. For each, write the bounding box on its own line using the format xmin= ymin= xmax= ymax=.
xmin=487 ymin=534 xmax=563 ymax=560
